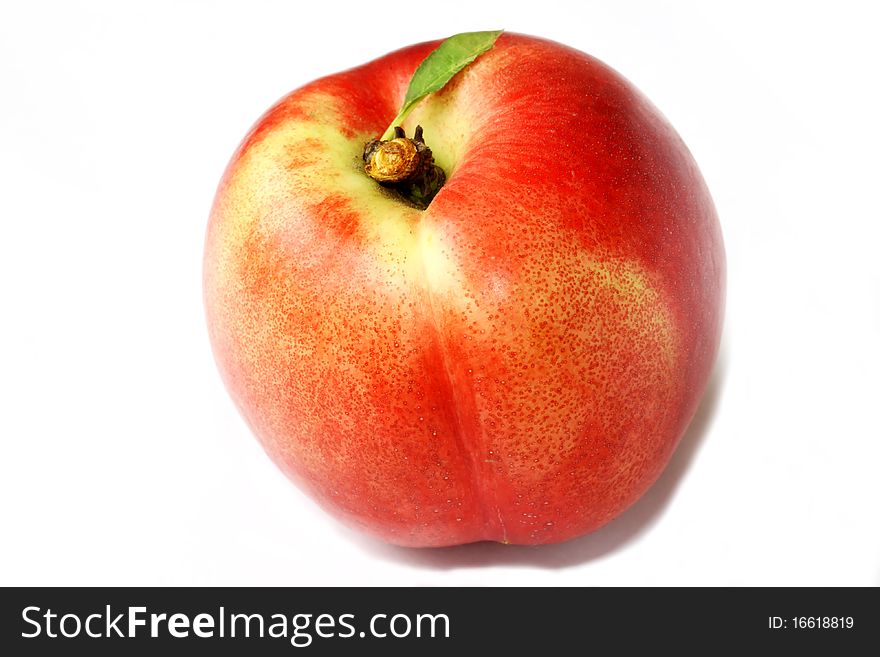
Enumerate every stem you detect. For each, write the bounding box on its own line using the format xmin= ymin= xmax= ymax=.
xmin=381 ymin=104 xmax=417 ymax=141
xmin=363 ymin=125 xmax=446 ymax=209
xmin=362 ymin=31 xmax=503 ymax=207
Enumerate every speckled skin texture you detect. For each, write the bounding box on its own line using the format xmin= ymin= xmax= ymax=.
xmin=204 ymin=34 xmax=725 ymax=547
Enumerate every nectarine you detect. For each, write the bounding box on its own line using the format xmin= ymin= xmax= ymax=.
xmin=204 ymin=33 xmax=724 ymax=547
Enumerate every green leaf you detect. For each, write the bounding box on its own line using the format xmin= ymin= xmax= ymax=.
xmin=381 ymin=30 xmax=503 ymax=140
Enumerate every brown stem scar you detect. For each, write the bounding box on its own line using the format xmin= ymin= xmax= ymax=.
xmin=362 ymin=125 xmax=446 ymax=209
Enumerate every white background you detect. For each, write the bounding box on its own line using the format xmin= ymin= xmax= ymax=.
xmin=2 ymin=1 xmax=878 ymax=586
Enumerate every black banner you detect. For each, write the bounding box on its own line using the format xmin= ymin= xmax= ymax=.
xmin=1 ymin=587 xmax=876 ymax=654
